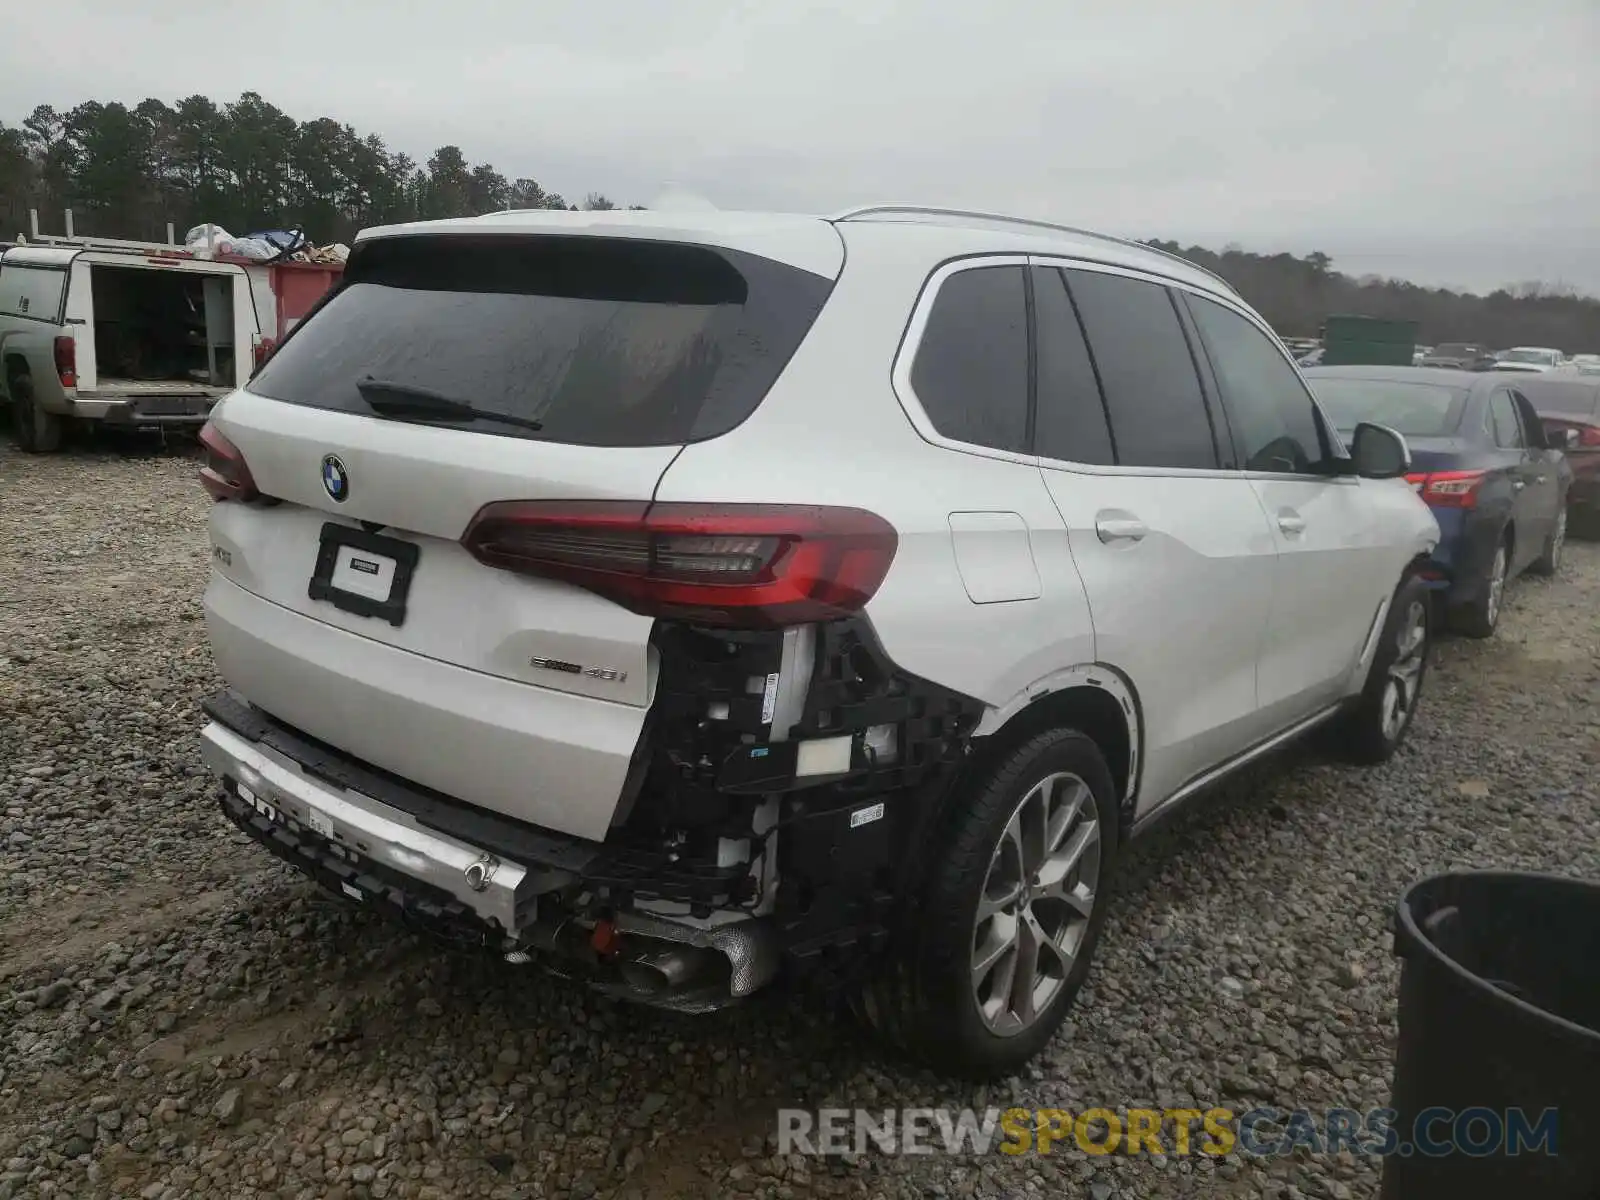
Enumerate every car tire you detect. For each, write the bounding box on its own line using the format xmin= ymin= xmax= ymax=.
xmin=855 ymin=728 xmax=1119 ymax=1079
xmin=9 ymin=373 xmax=63 ymax=454
xmin=1452 ymin=535 xmax=1509 ymax=639
xmin=1332 ymin=570 xmax=1432 ymax=765
xmin=1530 ymin=508 xmax=1566 ymax=577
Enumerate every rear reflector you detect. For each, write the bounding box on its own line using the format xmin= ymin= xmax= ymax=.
xmin=52 ymin=336 xmax=76 ymax=388
xmin=461 ymin=502 xmax=898 ymax=628
xmin=1404 ymin=468 xmax=1487 ymax=508
xmin=198 ymin=421 xmax=260 ymax=502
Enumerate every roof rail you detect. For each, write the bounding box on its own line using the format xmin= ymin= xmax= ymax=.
xmin=829 ymin=204 xmax=1238 ymax=295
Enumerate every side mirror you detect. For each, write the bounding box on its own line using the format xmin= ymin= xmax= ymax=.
xmin=1351 ymin=422 xmax=1412 ymax=480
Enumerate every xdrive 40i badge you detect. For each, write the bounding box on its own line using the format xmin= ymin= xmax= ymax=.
xmin=529 ymin=656 xmax=627 ymax=684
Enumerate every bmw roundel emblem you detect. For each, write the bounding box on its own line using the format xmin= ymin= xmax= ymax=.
xmin=321 ymin=454 xmax=349 ymax=502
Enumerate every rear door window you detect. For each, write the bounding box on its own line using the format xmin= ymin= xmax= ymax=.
xmin=909 ymin=264 xmax=1030 ymax=454
xmin=1062 ymin=268 xmax=1219 ymax=470
xmin=248 ymin=235 xmax=834 ymax=447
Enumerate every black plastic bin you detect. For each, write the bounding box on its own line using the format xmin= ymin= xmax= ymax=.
xmin=1382 ymin=871 xmax=1600 ymax=1199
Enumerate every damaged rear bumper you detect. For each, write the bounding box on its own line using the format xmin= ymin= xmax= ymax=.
xmin=199 ymin=691 xmax=779 ymax=1009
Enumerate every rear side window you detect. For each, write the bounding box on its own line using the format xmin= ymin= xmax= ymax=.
xmin=1031 ymin=267 xmax=1114 ymax=465
xmin=0 ymin=265 xmax=67 ymax=321
xmin=1488 ymin=391 xmax=1524 ymax=448
xmin=1063 ymin=269 xmax=1218 ymax=470
xmin=909 ymin=265 xmax=1029 ymax=454
xmin=1186 ymin=294 xmax=1332 ymax=474
xmin=249 ymin=235 xmax=834 ymax=447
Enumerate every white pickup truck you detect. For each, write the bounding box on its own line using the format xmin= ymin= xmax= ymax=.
xmin=0 ymin=227 xmax=341 ymax=452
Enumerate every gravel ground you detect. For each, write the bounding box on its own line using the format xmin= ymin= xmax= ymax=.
xmin=2 ymin=432 xmax=1598 ymax=1200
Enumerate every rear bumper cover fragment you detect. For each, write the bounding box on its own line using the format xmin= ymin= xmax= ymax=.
xmin=201 ymin=691 xmax=749 ymax=913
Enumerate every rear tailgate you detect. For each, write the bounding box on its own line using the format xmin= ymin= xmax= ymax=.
xmin=202 ymin=225 xmax=838 ymax=839
xmin=208 ymin=399 xmax=676 ymax=707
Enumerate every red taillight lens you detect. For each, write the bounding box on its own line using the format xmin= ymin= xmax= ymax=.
xmin=52 ymin=336 xmax=76 ymax=388
xmin=461 ymin=501 xmax=899 ymax=628
xmin=198 ymin=422 xmax=260 ymax=502
xmin=1580 ymin=426 xmax=1600 ymax=448
xmin=1405 ymin=469 xmax=1487 ymax=508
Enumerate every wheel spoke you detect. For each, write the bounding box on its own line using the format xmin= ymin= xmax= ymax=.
xmin=1016 ymin=786 xmax=1049 ymax=876
xmin=1045 ymin=778 xmax=1089 ymax=854
xmin=1036 ymin=819 xmax=1099 ymax=896
xmin=1030 ymin=909 xmax=1079 ymax=978
xmin=972 ymin=913 xmax=1019 ymax=984
xmin=976 ymin=876 xmax=1024 ymax=923
xmin=1008 ymin=913 xmax=1041 ymax=1025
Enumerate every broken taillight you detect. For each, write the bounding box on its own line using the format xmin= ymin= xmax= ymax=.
xmin=53 ymin=335 xmax=76 ymax=389
xmin=460 ymin=501 xmax=898 ymax=628
xmin=198 ymin=421 xmax=261 ymax=502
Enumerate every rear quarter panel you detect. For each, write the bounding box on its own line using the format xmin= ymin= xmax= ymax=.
xmin=653 ymin=230 xmax=1098 ymax=714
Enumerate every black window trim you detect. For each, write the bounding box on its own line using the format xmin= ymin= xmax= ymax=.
xmin=1167 ymin=284 xmax=1236 ymax=471
xmin=1177 ymin=289 xmax=1350 ymax=483
xmin=1038 ymin=263 xmax=1121 ymax=465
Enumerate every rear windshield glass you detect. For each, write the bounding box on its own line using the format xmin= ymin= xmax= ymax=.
xmin=248 ymin=234 xmax=834 ymax=446
xmin=1307 ymin=377 xmax=1468 ymax=436
xmin=1518 ymin=378 xmax=1600 ymax=418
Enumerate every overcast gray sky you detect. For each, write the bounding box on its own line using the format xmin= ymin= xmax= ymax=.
xmin=4 ymin=0 xmax=1597 ymax=294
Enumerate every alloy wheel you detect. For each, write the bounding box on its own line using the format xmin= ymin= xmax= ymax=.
xmin=1381 ymin=599 xmax=1428 ymax=742
xmin=1485 ymin=546 xmax=1507 ymax=627
xmin=971 ymin=771 xmax=1101 ymax=1037
xmin=1550 ymin=510 xmax=1566 ymax=571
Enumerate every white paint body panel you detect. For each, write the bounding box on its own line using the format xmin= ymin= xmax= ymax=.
xmin=195 ymin=207 xmax=1440 ymax=852
xmin=1247 ymin=474 xmax=1417 ymax=726
xmin=203 ymin=574 xmax=644 ymax=841
xmin=1039 ymin=466 xmax=1278 ymax=809
xmin=947 ymin=512 xmax=1043 ymax=603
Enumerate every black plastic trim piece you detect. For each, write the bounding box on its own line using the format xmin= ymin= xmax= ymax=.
xmin=307 ymin=522 xmax=420 ymax=627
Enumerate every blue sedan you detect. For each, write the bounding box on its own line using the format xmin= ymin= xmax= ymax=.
xmin=1304 ymin=366 xmax=1572 ymax=638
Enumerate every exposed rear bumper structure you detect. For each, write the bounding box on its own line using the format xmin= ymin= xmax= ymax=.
xmin=200 ymin=691 xmax=779 ymax=1010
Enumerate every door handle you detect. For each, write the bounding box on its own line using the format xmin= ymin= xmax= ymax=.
xmin=1094 ymin=516 xmax=1148 ymax=544
xmin=1277 ymin=512 xmax=1307 ymax=536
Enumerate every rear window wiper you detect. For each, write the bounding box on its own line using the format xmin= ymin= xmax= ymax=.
xmin=355 ymin=377 xmax=543 ymax=432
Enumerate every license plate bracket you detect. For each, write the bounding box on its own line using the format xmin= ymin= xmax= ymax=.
xmin=308 ymin=522 xmax=420 ymax=627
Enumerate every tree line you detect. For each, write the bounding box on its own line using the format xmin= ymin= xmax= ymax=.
xmin=1147 ymin=241 xmax=1600 ymax=354
xmin=1 ymin=92 xmax=1594 ymax=352
xmin=0 ymin=92 xmax=629 ymax=247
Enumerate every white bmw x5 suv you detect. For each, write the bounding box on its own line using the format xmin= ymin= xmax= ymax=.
xmin=196 ymin=205 xmax=1438 ymax=1077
